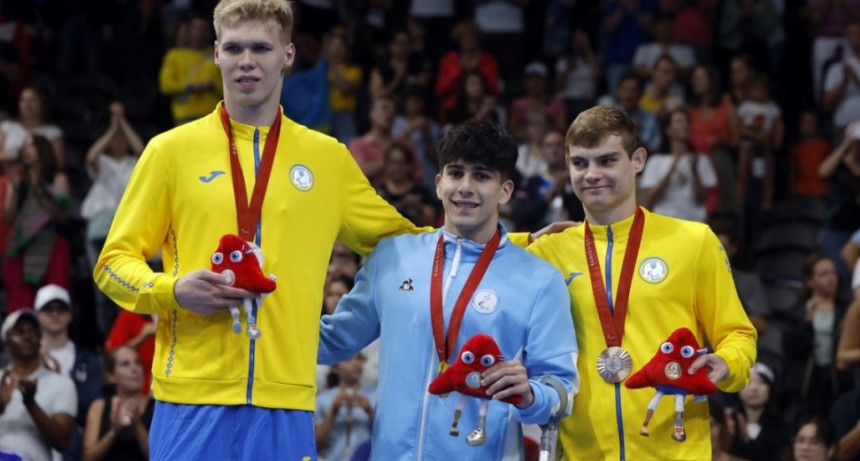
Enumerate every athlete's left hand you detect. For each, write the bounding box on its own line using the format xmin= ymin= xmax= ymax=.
xmin=687 ymin=353 xmax=729 ymax=384
xmin=481 ymin=360 xmax=534 ymax=409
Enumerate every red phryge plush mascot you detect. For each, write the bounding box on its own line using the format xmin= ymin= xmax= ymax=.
xmin=428 ymin=333 xmax=521 ymax=446
xmin=210 ymin=234 xmax=277 ymax=339
xmin=624 ymin=327 xmax=717 ymax=442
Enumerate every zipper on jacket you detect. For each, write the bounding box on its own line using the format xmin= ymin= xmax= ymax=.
xmin=246 ymin=127 xmax=263 ymax=405
xmin=606 ymin=226 xmax=626 ymax=460
xmin=417 ymin=235 xmax=463 ymax=459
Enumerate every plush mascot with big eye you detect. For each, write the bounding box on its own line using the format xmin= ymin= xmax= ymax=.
xmin=428 ymin=333 xmax=521 ymax=446
xmin=624 ymin=327 xmax=717 ymax=442
xmin=210 ymin=234 xmax=277 ymax=339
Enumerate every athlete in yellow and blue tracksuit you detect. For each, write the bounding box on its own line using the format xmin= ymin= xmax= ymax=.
xmin=94 ymin=104 xmax=420 ymax=459
xmin=528 ymin=207 xmax=757 ymax=461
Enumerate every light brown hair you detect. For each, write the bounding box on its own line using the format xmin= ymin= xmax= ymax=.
xmin=213 ymin=0 xmax=294 ymax=45
xmin=565 ymin=105 xmax=642 ymax=157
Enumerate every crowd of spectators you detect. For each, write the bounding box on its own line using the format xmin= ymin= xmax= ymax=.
xmin=0 ymin=0 xmax=860 ymax=460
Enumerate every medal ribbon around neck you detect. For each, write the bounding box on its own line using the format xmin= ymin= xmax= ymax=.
xmin=219 ymin=105 xmax=282 ymax=242
xmin=430 ymin=230 xmax=501 ymax=371
xmin=584 ymin=207 xmax=645 ymax=348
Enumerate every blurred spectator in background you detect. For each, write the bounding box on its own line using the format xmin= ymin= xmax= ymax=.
xmin=444 ymin=70 xmax=499 ymax=128
xmin=349 ymin=95 xmax=416 ymax=187
xmin=375 ymin=142 xmax=437 ymax=227
xmin=818 ymin=122 xmax=860 ymax=291
xmin=508 ymin=61 xmax=566 ymax=142
xmin=407 ymin=0 xmax=457 ymax=64
xmin=541 ymin=0 xmax=576 ymax=62
xmin=784 ymin=253 xmax=852 ymax=419
xmin=736 ymin=74 xmax=783 ymax=221
xmin=323 ymin=274 xmax=354 ymax=317
xmin=727 ymin=362 xmax=791 ymax=461
xmin=392 ymin=85 xmax=440 ymax=192
xmin=314 ymin=353 xmax=375 ymax=461
xmin=0 ymin=309 xmax=77 ymax=461
xmin=810 ymin=0 xmax=860 ymax=103
xmin=36 ymin=284 xmax=103 ymax=461
xmin=717 ymin=0 xmax=779 ymax=76
xmin=598 ymin=72 xmax=661 ymax=151
xmin=515 ymin=113 xmax=549 ymax=180
xmin=104 ymin=312 xmax=154 ymax=397
xmin=836 ymin=295 xmax=860 ymax=373
xmin=790 ymin=416 xmax=836 ymax=461
xmin=710 ymin=216 xmax=769 ymax=337
xmin=822 ymin=20 xmax=860 ymax=143
xmin=504 ymin=128 xmax=583 ymax=231
xmin=788 ymin=109 xmax=830 ymax=199
xmin=5 ymin=87 xmax=65 ymax=168
xmin=3 ymin=135 xmax=70 ymax=313
xmin=325 ymin=30 xmax=361 ymax=144
xmin=640 ymin=107 xmax=717 ymax=222
xmin=600 ymin=0 xmax=658 ymax=94
xmin=327 ymin=242 xmax=361 ymax=282
xmin=368 ymin=29 xmax=409 ymax=100
xmin=79 ymin=102 xmax=143 ymax=336
xmin=638 ymin=54 xmax=686 ymax=119
xmin=554 ymin=29 xmax=601 ymax=122
xmin=728 ymin=53 xmax=756 ymax=106
xmin=688 ymin=64 xmax=739 ymax=154
xmin=633 ymin=12 xmax=696 ymax=81
xmin=474 ymin=0 xmax=527 ymax=95
xmin=435 ymin=21 xmax=499 ymax=123
xmin=158 ymin=13 xmax=222 ymax=126
xmin=82 ymin=346 xmax=153 ymax=461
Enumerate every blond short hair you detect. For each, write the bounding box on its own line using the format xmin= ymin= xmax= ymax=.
xmin=213 ymin=0 xmax=294 ymax=45
xmin=565 ymin=105 xmax=641 ymax=157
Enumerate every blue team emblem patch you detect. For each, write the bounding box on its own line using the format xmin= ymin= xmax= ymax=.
xmin=639 ymin=257 xmax=668 ymax=284
xmin=290 ymin=165 xmax=313 ymax=191
xmin=473 ymin=290 xmax=499 ymax=314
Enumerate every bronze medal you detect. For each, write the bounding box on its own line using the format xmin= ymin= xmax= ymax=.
xmin=664 ymin=361 xmax=682 ymax=380
xmin=597 ymin=346 xmax=633 ymax=383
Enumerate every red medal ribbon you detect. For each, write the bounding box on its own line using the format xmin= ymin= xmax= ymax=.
xmin=430 ymin=230 xmax=501 ymax=366
xmin=584 ymin=207 xmax=645 ymax=347
xmin=219 ymin=105 xmax=282 ymax=242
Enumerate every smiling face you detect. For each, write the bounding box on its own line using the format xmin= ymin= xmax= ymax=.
xmin=108 ymin=346 xmax=144 ymax=393
xmin=566 ymin=134 xmax=645 ymax=224
xmin=214 ymin=20 xmax=294 ymax=119
xmin=5 ymin=317 xmax=41 ymax=362
xmin=436 ymin=161 xmax=512 ymax=243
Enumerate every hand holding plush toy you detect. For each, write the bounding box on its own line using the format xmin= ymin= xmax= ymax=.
xmin=624 ymin=327 xmax=717 ymax=442
xmin=428 ymin=333 xmax=520 ymax=446
xmin=210 ymin=234 xmax=277 ymax=339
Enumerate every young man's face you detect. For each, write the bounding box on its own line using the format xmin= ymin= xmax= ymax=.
xmin=436 ymin=161 xmax=512 ymax=243
xmin=566 ymin=134 xmax=645 ymax=217
xmin=214 ymin=20 xmax=294 ymax=112
xmin=38 ymin=301 xmax=72 ymax=336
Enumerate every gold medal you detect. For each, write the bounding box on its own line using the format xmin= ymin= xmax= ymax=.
xmin=597 ymin=346 xmax=633 ymax=383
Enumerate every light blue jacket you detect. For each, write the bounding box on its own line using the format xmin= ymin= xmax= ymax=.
xmin=319 ymin=227 xmax=579 ymax=461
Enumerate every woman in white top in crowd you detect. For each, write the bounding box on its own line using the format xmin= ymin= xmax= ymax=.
xmin=639 ymin=107 xmax=717 ymax=222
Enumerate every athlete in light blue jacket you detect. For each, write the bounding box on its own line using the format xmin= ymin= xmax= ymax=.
xmin=319 ymin=122 xmax=579 ymax=460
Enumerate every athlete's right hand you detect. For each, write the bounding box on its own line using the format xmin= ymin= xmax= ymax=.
xmin=174 ymin=269 xmax=255 ymax=315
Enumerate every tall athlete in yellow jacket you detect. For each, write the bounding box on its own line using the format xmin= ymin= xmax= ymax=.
xmin=94 ymin=0 xmax=419 ymax=459
xmin=528 ymin=106 xmax=757 ymax=460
